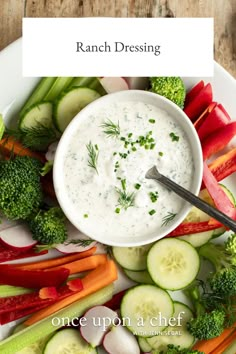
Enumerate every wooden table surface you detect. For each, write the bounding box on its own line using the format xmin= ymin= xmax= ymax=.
xmin=0 ymin=0 xmax=235 ymax=78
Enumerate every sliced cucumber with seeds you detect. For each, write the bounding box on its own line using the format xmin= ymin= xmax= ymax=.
xmin=43 ymin=328 xmax=97 ymax=354
xmin=146 ymin=302 xmax=194 ymax=351
xmin=179 ymin=231 xmax=213 ymax=248
xmin=138 ymin=337 xmax=152 ymax=352
xmin=112 ymin=244 xmax=152 ymax=271
xmin=19 ymin=102 xmax=53 ymax=130
xmin=53 ymin=87 xmax=101 ymax=132
xmin=120 ymin=285 xmax=174 ymax=337
xmin=69 ymin=77 xmax=106 ymax=96
xmin=147 ymin=239 xmax=200 ymax=290
xmin=124 ymin=269 xmax=154 ymax=284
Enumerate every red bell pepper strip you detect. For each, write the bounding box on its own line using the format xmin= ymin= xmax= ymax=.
xmin=184 ymin=83 xmax=213 ymax=122
xmin=194 ymin=102 xmax=217 ymax=131
xmin=197 ymin=104 xmax=231 ymax=141
xmin=0 ymin=244 xmax=48 ymax=263
xmin=203 ymin=162 xmax=236 ymax=219
xmin=39 ymin=286 xmax=58 ymax=300
xmin=185 ymin=80 xmax=205 ymax=106
xmin=202 ymin=122 xmax=236 ymax=160
xmin=0 ymin=303 xmax=48 ymax=325
xmin=208 ymin=147 xmax=236 ymax=183
xmin=104 ymin=290 xmax=127 ymax=310
xmin=0 ymin=267 xmax=69 ymax=288
xmin=67 ymin=278 xmax=85 ymax=292
xmin=166 ymin=219 xmax=222 ymax=237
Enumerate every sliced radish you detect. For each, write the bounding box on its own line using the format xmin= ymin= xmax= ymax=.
xmin=80 ymin=305 xmax=118 ymax=348
xmin=99 ymin=77 xmax=129 ymax=93
xmin=103 ymin=325 xmax=140 ymax=354
xmin=124 ymin=77 xmax=149 ymax=90
xmin=56 ymin=222 xmax=97 ymax=254
xmin=45 ymin=141 xmax=59 ymax=161
xmin=0 ymin=224 xmax=37 ymax=251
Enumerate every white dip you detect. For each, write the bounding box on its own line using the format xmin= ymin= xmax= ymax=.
xmin=62 ymin=101 xmax=194 ymax=241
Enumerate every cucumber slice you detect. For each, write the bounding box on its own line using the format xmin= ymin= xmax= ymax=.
xmin=53 ymin=87 xmax=101 ymax=132
xmin=179 ymin=231 xmax=213 ymax=248
xmin=138 ymin=337 xmax=152 ymax=352
xmin=19 ymin=102 xmax=53 ymax=130
xmin=120 ymin=285 xmax=174 ymax=337
xmin=112 ymin=244 xmax=152 ymax=271
xmin=44 ymin=77 xmax=74 ymax=101
xmin=20 ymin=78 xmax=56 ymax=118
xmin=43 ymin=329 xmax=96 ymax=354
xmin=147 ymin=239 xmax=200 ymax=290
xmin=124 ymin=269 xmax=154 ymax=284
xmin=146 ymin=302 xmax=194 ymax=352
xmin=70 ymin=77 xmax=106 ymax=96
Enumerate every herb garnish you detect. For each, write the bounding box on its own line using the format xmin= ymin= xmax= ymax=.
xmin=115 ymin=179 xmax=135 ymax=211
xmin=149 ymin=209 xmax=156 ymax=215
xmin=149 ymin=119 xmax=156 ymax=124
xmin=159 ymin=151 xmax=164 ymax=157
xmin=162 ymin=212 xmax=177 ymax=226
xmin=101 ymin=119 xmax=120 ymax=138
xmin=65 ymin=238 xmax=95 ymax=247
xmin=149 ymin=191 xmax=159 ymax=203
xmin=83 ymin=214 xmax=88 ymax=218
xmin=169 ymin=132 xmax=180 ymax=142
xmin=134 ymin=183 xmax=141 ymax=190
xmin=86 ymin=141 xmax=99 ymax=174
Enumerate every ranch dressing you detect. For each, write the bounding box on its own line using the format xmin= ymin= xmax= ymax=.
xmin=63 ymin=101 xmax=194 ymax=241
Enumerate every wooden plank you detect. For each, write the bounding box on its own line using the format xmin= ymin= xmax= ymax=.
xmin=0 ymin=0 xmax=23 ymax=50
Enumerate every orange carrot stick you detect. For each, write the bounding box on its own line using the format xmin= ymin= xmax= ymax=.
xmin=0 ymin=136 xmax=46 ymax=163
xmin=9 ymin=247 xmax=97 ymax=270
xmin=193 ymin=326 xmax=235 ymax=353
xmin=49 ymin=254 xmax=108 ymax=274
xmin=211 ymin=329 xmax=236 ymax=354
xmin=24 ymin=260 xmax=118 ymax=326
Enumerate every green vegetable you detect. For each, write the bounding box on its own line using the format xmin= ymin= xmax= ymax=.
xmin=161 ymin=345 xmax=204 ymax=354
xmin=0 ymin=285 xmax=113 ymax=354
xmin=115 ymin=179 xmax=135 ymax=211
xmin=28 ymin=207 xmax=67 ymax=245
xmin=0 ymin=156 xmax=43 ymax=220
xmin=86 ymin=141 xmax=99 ymax=174
xmin=150 ymin=77 xmax=186 ymax=108
xmin=41 ymin=160 xmax=53 ymax=176
xmin=101 ymin=119 xmax=120 ymax=139
xmin=0 ymin=114 xmax=5 ymax=139
xmin=199 ymin=237 xmax=236 ymax=295
xmin=0 ymin=285 xmax=33 ymax=298
xmin=185 ymin=283 xmax=225 ymax=340
xmin=162 ymin=212 xmax=177 ymax=226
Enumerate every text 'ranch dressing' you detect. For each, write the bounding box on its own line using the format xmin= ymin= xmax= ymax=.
xmin=63 ymin=101 xmax=194 ymax=241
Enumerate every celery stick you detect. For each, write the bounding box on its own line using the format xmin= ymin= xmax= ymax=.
xmin=0 ymin=114 xmax=5 ymax=139
xmin=19 ymin=77 xmax=57 ymax=118
xmin=70 ymin=77 xmax=106 ymax=96
xmin=223 ymin=340 xmax=236 ymax=354
xmin=0 ymin=285 xmax=33 ymax=298
xmin=44 ymin=77 xmax=74 ymax=101
xmin=0 ymin=284 xmax=114 ymax=354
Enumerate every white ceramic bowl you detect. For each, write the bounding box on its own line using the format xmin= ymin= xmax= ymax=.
xmin=53 ymin=90 xmax=203 ymax=246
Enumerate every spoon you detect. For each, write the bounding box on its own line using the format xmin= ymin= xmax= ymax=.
xmin=145 ymin=166 xmax=236 ymax=233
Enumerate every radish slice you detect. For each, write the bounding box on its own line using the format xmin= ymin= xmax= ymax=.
xmin=0 ymin=224 xmax=37 ymax=251
xmin=45 ymin=141 xmax=59 ymax=161
xmin=56 ymin=222 xmax=97 ymax=254
xmin=103 ymin=325 xmax=140 ymax=354
xmin=80 ymin=305 xmax=118 ymax=348
xmin=99 ymin=77 xmax=129 ymax=93
xmin=124 ymin=77 xmax=149 ymax=90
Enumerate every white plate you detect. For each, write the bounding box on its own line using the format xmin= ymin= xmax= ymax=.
xmin=0 ymin=38 xmax=236 ymax=341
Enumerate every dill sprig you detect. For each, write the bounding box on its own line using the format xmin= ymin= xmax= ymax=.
xmin=162 ymin=212 xmax=177 ymax=226
xmin=86 ymin=141 xmax=99 ymax=174
xmin=115 ymin=178 xmax=135 ymax=211
xmin=5 ymin=124 xmax=57 ymax=152
xmin=65 ymin=239 xmax=95 ymax=247
xmin=101 ymin=119 xmax=120 ymax=138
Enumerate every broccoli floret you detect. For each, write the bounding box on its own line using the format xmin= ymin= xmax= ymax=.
xmin=185 ymin=283 xmax=225 ymax=340
xmin=150 ymin=77 xmax=186 ymax=108
xmin=161 ymin=345 xmax=204 ymax=354
xmin=28 ymin=207 xmax=67 ymax=245
xmin=0 ymin=156 xmax=43 ymax=220
xmin=225 ymin=233 xmax=236 ymax=254
xmin=199 ymin=240 xmax=236 ymax=295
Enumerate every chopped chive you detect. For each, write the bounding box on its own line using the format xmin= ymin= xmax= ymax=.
xmin=169 ymin=132 xmax=179 ymax=142
xmin=113 ymin=152 xmax=117 ymax=156
xmin=159 ymin=151 xmax=164 ymax=157
xmin=120 ymin=137 xmax=126 ymax=141
xmin=83 ymin=214 xmax=88 ymax=218
xmin=149 ymin=191 xmax=159 ymax=203
xmin=115 ymin=208 xmax=120 ymax=214
xmin=132 ymin=147 xmax=137 ymax=152
xmin=149 ymin=209 xmax=156 ymax=216
xmin=149 ymin=119 xmax=156 ymax=124
xmin=150 ymin=143 xmax=156 ymax=150
xmin=135 ymin=183 xmax=141 ymax=190
xmin=121 ymin=179 xmax=126 ymax=191
xmin=128 ymin=133 xmax=133 ymax=138
xmin=95 ymin=144 xmax=99 ymax=150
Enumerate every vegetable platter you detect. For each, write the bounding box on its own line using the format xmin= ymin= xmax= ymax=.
xmin=0 ymin=38 xmax=236 ymax=354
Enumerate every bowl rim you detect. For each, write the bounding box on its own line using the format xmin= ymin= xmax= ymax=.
xmin=53 ymin=90 xmax=203 ymax=247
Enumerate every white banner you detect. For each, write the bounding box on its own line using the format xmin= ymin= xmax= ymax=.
xmin=22 ymin=17 xmax=214 ymax=77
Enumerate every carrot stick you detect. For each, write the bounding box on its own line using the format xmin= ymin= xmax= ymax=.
xmin=0 ymin=136 xmax=46 ymax=163
xmin=24 ymin=260 xmax=118 ymax=326
xmin=9 ymin=247 xmax=97 ymax=270
xmin=211 ymin=329 xmax=236 ymax=354
xmin=193 ymin=326 xmax=235 ymax=353
xmin=49 ymin=254 xmax=108 ymax=274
